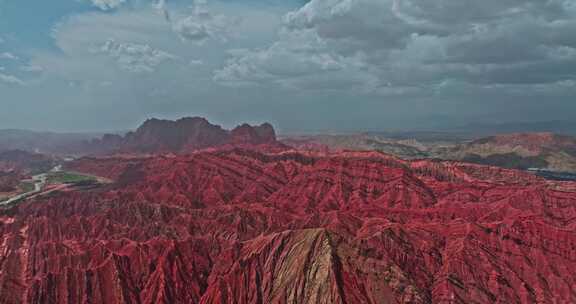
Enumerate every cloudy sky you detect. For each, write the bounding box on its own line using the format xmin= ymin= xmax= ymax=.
xmin=0 ymin=0 xmax=575 ymax=133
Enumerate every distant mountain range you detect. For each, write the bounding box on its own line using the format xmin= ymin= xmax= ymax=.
xmin=1 ymin=117 xmax=576 ymax=303
xmin=0 ymin=129 xmax=101 ymax=155
xmin=0 ymin=150 xmax=56 ymax=175
xmin=281 ymin=134 xmax=430 ymax=158
xmin=437 ymin=132 xmax=576 ymax=172
xmin=282 ymin=132 xmax=576 ymax=173
xmin=450 ymin=120 xmax=576 ymax=136
xmin=0 ymin=117 xmax=281 ymax=156
xmin=2 ymin=118 xmax=576 ymax=172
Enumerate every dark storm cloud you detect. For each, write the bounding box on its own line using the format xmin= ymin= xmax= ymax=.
xmin=218 ymin=0 xmax=576 ymax=96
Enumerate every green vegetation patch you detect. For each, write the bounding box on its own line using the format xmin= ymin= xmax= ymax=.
xmin=47 ymin=171 xmax=96 ymax=185
xmin=19 ymin=181 xmax=35 ymax=193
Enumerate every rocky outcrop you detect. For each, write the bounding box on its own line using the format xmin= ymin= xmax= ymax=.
xmin=90 ymin=117 xmax=281 ymax=155
xmin=230 ymin=123 xmax=276 ymax=145
xmin=121 ymin=117 xmax=230 ymax=153
xmin=201 ymin=228 xmax=424 ymax=304
xmin=1 ymin=149 xmax=575 ymax=303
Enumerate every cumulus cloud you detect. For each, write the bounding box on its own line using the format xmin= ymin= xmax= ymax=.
xmin=0 ymin=73 xmax=25 ymax=85
xmin=214 ymin=30 xmax=378 ymax=91
xmin=0 ymin=52 xmax=19 ymax=60
xmin=189 ymin=59 xmax=204 ymax=66
xmin=154 ymin=0 xmax=171 ymax=22
xmin=89 ymin=0 xmax=126 ymax=11
xmin=20 ymin=65 xmax=44 ymax=73
xmin=96 ymin=39 xmax=177 ymax=73
xmin=170 ymin=0 xmax=240 ymax=44
xmin=216 ymin=0 xmax=576 ymax=95
xmin=31 ymin=4 xmax=280 ymax=98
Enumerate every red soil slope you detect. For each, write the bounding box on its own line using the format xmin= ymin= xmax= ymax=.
xmin=1 ymin=149 xmax=575 ymax=303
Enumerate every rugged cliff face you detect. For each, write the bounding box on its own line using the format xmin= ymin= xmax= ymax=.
xmin=230 ymin=123 xmax=276 ymax=145
xmin=121 ymin=117 xmax=230 ymax=153
xmin=91 ymin=117 xmax=280 ymax=155
xmin=1 ymin=148 xmax=575 ymax=303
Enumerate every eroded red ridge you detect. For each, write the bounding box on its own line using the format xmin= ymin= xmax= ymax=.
xmin=1 ymin=148 xmax=575 ymax=303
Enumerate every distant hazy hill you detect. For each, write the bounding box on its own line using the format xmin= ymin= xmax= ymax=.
xmin=283 ymin=132 xmax=576 ymax=173
xmin=436 ymin=132 xmax=576 ymax=172
xmin=0 ymin=118 xmax=281 ymax=156
xmin=0 ymin=150 xmax=57 ymax=193
xmin=0 ymin=129 xmax=101 ymax=155
xmin=0 ymin=150 xmax=57 ymax=174
xmin=281 ymin=134 xmax=430 ymax=159
xmin=453 ymin=120 xmax=576 ymax=136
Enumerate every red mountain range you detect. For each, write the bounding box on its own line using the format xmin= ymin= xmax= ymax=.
xmin=1 ymin=144 xmax=575 ymax=303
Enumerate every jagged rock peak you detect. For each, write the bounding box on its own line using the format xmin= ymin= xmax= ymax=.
xmin=231 ymin=122 xmax=276 ymax=144
xmin=92 ymin=117 xmax=279 ymax=154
